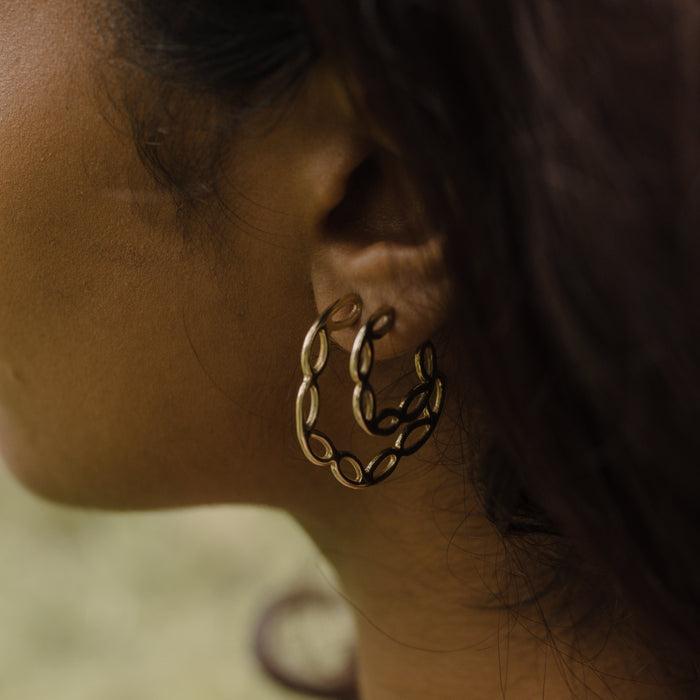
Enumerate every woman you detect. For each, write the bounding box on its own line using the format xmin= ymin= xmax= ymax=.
xmin=0 ymin=0 xmax=697 ymax=697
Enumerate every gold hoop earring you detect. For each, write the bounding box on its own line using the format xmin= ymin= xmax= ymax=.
xmin=295 ymin=294 xmax=445 ymax=489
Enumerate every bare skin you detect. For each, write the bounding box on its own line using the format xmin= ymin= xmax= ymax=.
xmin=0 ymin=2 xmax=675 ymax=698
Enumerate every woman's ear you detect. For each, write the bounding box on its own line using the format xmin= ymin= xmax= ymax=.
xmin=309 ymin=147 xmax=451 ymax=359
xmin=229 ymin=61 xmax=451 ymax=357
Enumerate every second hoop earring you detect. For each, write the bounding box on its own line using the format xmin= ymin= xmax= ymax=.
xmin=295 ymin=294 xmax=444 ymax=489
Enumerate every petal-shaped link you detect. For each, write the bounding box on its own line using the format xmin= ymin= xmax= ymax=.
xmin=366 ymin=449 xmax=400 ymax=483
xmin=416 ymin=342 xmax=436 ymax=381
xmin=399 ymin=383 xmax=431 ymax=423
xmin=301 ymin=325 xmax=328 ymax=376
xmin=352 ymin=383 xmax=376 ymax=434
xmin=429 ymin=377 xmax=444 ymax=415
xmin=306 ymin=431 xmax=335 ymax=465
xmin=332 ymin=454 xmax=365 ymax=489
xmin=296 ymin=379 xmax=320 ymax=430
xmin=326 ymin=294 xmax=362 ymax=332
xmin=373 ymin=409 xmax=401 ymax=436
xmin=366 ymin=307 xmax=395 ymax=339
xmin=350 ymin=330 xmax=373 ymax=383
xmin=396 ymin=417 xmax=434 ymax=456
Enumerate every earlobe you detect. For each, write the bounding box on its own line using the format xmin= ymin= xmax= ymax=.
xmin=310 ymin=232 xmax=450 ymax=359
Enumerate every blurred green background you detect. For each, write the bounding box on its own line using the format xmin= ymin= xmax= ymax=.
xmin=0 ymin=462 xmax=352 ymax=699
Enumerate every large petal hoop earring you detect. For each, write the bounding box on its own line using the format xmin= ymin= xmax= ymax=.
xmin=295 ymin=294 xmax=445 ymax=489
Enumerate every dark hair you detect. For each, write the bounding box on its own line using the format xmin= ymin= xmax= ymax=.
xmin=102 ymin=0 xmax=700 ymax=683
xmin=300 ymin=0 xmax=700 ymax=656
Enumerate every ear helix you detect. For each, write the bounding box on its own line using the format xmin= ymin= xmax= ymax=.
xmin=295 ymin=294 xmax=444 ymax=489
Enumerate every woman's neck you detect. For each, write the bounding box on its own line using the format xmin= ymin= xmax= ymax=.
xmin=293 ymin=461 xmax=672 ymax=699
